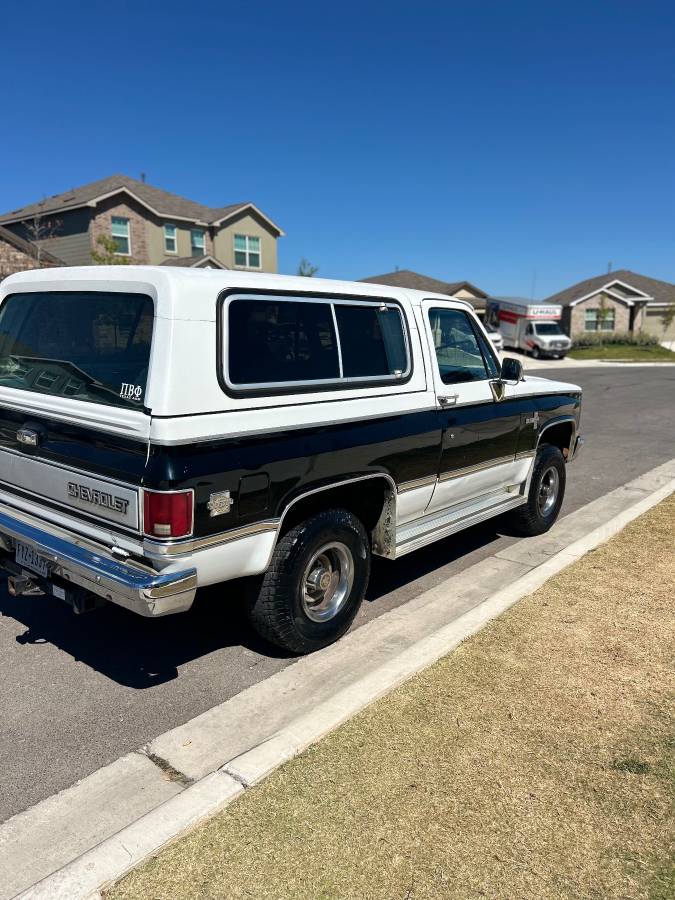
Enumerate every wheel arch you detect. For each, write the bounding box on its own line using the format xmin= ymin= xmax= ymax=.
xmin=537 ymin=415 xmax=576 ymax=460
xmin=275 ymin=474 xmax=397 ymax=559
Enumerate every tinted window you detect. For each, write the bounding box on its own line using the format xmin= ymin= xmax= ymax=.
xmin=0 ymin=291 xmax=153 ymax=409
xmin=228 ymin=299 xmax=339 ymax=385
xmin=334 ymin=305 xmax=407 ymax=378
xmin=428 ymin=308 xmax=489 ymax=384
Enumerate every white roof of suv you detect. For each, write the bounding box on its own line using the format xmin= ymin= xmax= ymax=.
xmin=1 ymin=266 xmax=476 ymax=320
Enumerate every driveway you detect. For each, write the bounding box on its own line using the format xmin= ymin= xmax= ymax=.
xmin=1 ymin=365 xmax=674 ymax=823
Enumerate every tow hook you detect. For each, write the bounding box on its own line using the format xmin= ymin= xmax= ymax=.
xmin=8 ymin=575 xmax=44 ymax=597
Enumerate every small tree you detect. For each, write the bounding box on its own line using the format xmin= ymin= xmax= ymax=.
xmin=595 ymin=294 xmax=613 ymax=345
xmin=21 ymin=208 xmax=62 ymax=267
xmin=297 ymin=258 xmax=319 ymax=277
xmin=659 ymin=302 xmax=675 ymax=339
xmin=91 ymin=234 xmax=131 ymax=265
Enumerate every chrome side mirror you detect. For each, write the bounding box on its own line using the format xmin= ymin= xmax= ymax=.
xmin=500 ymin=357 xmax=523 ymax=383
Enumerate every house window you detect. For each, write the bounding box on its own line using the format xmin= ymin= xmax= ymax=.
xmin=164 ymin=224 xmax=177 ymax=254
xmin=111 ymin=217 xmax=130 ymax=255
xmin=585 ymin=308 xmax=615 ymax=332
xmin=233 ymin=234 xmax=261 ymax=269
xmin=191 ymin=229 xmax=206 ymax=258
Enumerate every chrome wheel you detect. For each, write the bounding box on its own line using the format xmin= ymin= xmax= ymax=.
xmin=301 ymin=541 xmax=354 ymax=623
xmin=538 ymin=466 xmax=560 ymax=516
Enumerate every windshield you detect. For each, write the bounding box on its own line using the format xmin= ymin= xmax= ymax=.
xmin=0 ymin=292 xmax=154 ymax=410
xmin=534 ymin=322 xmax=564 ymax=336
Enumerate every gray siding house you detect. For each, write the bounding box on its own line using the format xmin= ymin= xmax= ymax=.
xmin=0 ymin=175 xmax=284 ymax=272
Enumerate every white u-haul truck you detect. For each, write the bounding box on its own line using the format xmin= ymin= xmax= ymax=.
xmin=487 ymin=298 xmax=572 ymax=360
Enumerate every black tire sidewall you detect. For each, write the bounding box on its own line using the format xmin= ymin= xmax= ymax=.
xmin=528 ymin=444 xmax=566 ymax=529
xmin=281 ymin=511 xmax=370 ymax=650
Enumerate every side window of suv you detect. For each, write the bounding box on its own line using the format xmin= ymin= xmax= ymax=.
xmin=225 ymin=296 xmax=410 ymax=391
xmin=428 ymin=308 xmax=496 ymax=385
xmin=228 ymin=299 xmax=340 ymax=386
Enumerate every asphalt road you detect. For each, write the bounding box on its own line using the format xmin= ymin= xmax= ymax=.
xmin=1 ymin=366 xmax=674 ymax=822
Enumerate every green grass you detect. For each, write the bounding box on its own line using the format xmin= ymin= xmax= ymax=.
xmin=569 ymin=343 xmax=675 ymax=361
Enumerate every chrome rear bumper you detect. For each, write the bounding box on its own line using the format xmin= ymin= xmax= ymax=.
xmin=0 ymin=506 xmax=197 ymax=616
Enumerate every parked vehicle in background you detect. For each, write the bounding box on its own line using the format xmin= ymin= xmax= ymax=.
xmin=484 ymin=322 xmax=504 ymax=352
xmin=487 ymin=297 xmax=572 ymax=359
xmin=0 ymin=268 xmax=583 ymax=654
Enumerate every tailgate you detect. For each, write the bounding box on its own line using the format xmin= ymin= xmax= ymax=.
xmin=0 ymin=405 xmax=147 ymax=534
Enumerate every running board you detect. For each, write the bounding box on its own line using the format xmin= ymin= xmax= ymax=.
xmin=394 ymin=489 xmax=526 ymax=558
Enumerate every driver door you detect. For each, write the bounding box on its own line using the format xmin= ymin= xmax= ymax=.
xmin=421 ymin=300 xmax=523 ymax=514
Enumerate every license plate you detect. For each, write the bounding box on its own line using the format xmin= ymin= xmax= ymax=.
xmin=15 ymin=541 xmax=50 ymax=578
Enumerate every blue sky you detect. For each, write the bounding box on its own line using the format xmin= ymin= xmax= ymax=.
xmin=2 ymin=0 xmax=674 ymax=296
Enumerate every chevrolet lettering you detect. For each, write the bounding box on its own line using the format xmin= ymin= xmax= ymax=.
xmin=0 ymin=267 xmax=583 ymax=653
xmin=67 ymin=482 xmax=130 ymax=515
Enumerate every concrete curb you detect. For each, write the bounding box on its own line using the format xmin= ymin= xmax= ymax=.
xmin=221 ymin=473 xmax=675 ymax=788
xmin=14 ymin=465 xmax=675 ymax=899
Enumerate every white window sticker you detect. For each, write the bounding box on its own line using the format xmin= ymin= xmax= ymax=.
xmin=120 ymin=383 xmax=143 ymax=401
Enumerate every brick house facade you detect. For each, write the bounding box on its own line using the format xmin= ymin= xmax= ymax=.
xmin=545 ymin=270 xmax=675 ymax=339
xmin=0 ymin=226 xmax=63 ymax=281
xmin=567 ymin=290 xmax=631 ymax=335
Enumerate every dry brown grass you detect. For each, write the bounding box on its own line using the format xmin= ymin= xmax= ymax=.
xmin=109 ymin=497 xmax=675 ymax=900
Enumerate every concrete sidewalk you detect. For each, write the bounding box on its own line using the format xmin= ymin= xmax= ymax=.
xmin=7 ymin=458 xmax=675 ymax=899
xmin=517 ymin=352 xmax=675 ymax=371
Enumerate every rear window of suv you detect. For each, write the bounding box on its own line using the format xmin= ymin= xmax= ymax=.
xmin=0 ymin=291 xmax=154 ymax=410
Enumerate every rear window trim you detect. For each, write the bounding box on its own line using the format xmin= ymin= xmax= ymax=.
xmin=217 ymin=288 xmax=413 ymax=398
xmin=0 ymin=289 xmax=155 ymax=413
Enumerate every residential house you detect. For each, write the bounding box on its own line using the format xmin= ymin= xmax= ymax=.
xmin=544 ymin=269 xmax=675 ymax=340
xmin=0 ymin=225 xmax=64 ymax=281
xmin=360 ymin=270 xmax=489 ymax=316
xmin=0 ymin=174 xmax=284 ymax=272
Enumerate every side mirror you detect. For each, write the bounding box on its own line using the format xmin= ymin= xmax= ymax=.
xmin=500 ymin=357 xmax=523 ymax=383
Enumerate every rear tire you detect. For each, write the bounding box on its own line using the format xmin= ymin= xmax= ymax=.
xmin=507 ymin=444 xmax=566 ymax=536
xmin=247 ymin=509 xmax=370 ymax=654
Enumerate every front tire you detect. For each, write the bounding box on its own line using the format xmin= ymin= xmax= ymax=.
xmin=247 ymin=509 xmax=370 ymax=654
xmin=507 ymin=444 xmax=566 ymax=536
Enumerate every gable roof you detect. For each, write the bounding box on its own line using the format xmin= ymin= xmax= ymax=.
xmin=544 ymin=269 xmax=675 ymax=307
xmin=0 ymin=175 xmax=285 ymax=235
xmin=160 ymin=254 xmax=228 ymax=269
xmin=0 ymin=225 xmax=65 ymax=266
xmin=360 ymin=269 xmax=488 ymax=299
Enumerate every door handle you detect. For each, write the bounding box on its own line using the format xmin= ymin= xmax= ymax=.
xmin=438 ymin=394 xmax=458 ymax=407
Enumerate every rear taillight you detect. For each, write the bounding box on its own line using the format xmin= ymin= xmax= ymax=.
xmin=143 ymin=490 xmax=193 ymax=538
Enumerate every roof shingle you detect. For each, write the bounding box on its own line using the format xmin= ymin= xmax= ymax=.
xmin=0 ymin=175 xmax=282 ymax=234
xmin=359 ymin=269 xmax=488 ymax=302
xmin=544 ymin=269 xmax=675 ymax=306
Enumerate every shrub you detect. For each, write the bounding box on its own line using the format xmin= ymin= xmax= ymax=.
xmin=572 ymin=330 xmax=659 ymax=348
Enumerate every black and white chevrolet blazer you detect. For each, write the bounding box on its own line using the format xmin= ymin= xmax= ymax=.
xmin=0 ymin=267 xmax=582 ymax=652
